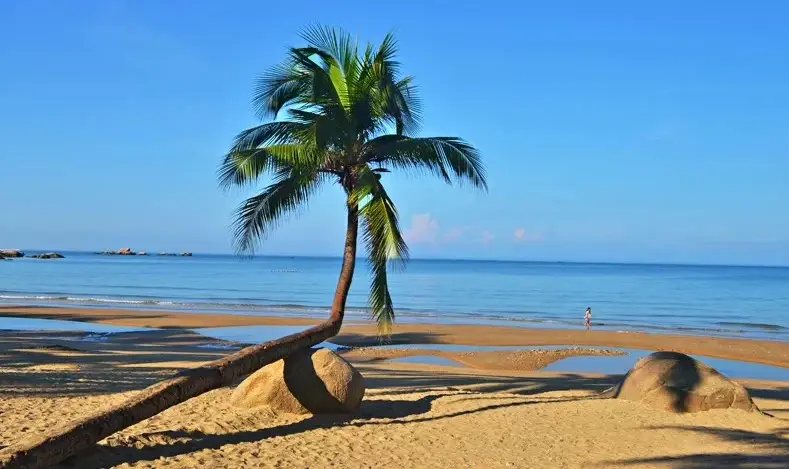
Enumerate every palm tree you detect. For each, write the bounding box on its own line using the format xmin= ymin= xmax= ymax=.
xmin=0 ymin=25 xmax=486 ymax=469
xmin=220 ymin=25 xmax=487 ymax=336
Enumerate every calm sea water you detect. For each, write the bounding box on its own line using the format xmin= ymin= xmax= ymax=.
xmin=1 ymin=252 xmax=788 ymax=340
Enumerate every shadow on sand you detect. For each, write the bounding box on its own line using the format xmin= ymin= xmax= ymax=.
xmin=604 ymin=425 xmax=789 ymax=469
xmin=0 ymin=330 xmax=236 ymax=396
xmin=55 ymin=374 xmax=594 ymax=469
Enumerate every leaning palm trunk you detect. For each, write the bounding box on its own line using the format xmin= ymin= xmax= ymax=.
xmin=0 ymin=211 xmax=358 ymax=469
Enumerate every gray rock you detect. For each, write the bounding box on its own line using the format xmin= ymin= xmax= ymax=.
xmin=605 ymin=351 xmax=758 ymax=413
xmin=230 ymin=348 xmax=365 ymax=415
xmin=30 ymin=252 xmax=65 ymax=259
xmin=0 ymin=249 xmax=24 ymax=258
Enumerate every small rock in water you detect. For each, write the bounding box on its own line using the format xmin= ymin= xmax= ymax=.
xmin=97 ymin=247 xmax=138 ymax=256
xmin=0 ymin=249 xmax=24 ymax=258
xmin=29 ymin=252 xmax=65 ymax=259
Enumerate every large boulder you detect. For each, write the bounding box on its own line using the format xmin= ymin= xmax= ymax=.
xmin=0 ymin=249 xmax=24 ymax=258
xmin=230 ymin=347 xmax=365 ymax=415
xmin=29 ymin=252 xmax=65 ymax=259
xmin=607 ymin=351 xmax=757 ymax=413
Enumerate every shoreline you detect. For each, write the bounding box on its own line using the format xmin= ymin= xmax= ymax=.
xmin=2 ymin=305 xmax=789 ymax=369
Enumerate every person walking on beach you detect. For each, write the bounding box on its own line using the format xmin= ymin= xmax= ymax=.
xmin=584 ymin=307 xmax=592 ymax=330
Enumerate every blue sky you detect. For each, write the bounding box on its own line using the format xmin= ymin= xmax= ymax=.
xmin=1 ymin=0 xmax=787 ymax=265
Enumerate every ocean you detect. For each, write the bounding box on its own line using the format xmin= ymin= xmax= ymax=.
xmin=1 ymin=251 xmax=788 ymax=340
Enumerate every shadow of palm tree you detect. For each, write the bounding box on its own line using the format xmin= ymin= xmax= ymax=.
xmin=56 ymin=393 xmax=587 ymax=469
xmin=0 ymin=330 xmax=238 ymax=396
xmin=603 ymin=425 xmax=789 ymax=468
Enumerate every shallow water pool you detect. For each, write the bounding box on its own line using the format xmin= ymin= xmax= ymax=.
xmin=0 ymin=317 xmax=147 ymax=334
xmin=544 ymin=347 xmax=789 ymax=381
xmin=389 ymin=355 xmax=464 ymax=367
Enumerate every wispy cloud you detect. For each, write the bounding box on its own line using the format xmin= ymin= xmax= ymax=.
xmin=513 ymin=227 xmax=542 ymax=242
xmin=403 ymin=213 xmax=440 ymax=244
xmin=443 ymin=225 xmax=471 ymax=242
xmin=479 ymin=230 xmax=496 ymax=244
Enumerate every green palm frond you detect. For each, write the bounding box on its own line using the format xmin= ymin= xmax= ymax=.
xmin=300 ymin=25 xmax=358 ymax=78
xmin=253 ymin=61 xmax=311 ymax=119
xmin=355 ymin=166 xmax=408 ymax=334
xmin=219 ymin=143 xmax=325 ymax=189
xmin=349 ymin=35 xmax=420 ymax=139
xmin=232 ymin=168 xmax=325 ymax=254
xmin=364 ymin=136 xmax=488 ymax=190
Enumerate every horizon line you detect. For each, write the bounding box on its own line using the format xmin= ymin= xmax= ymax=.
xmin=10 ymin=248 xmax=788 ymax=269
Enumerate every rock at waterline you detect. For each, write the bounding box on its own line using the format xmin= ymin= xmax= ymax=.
xmin=0 ymin=249 xmax=24 ymax=258
xmin=180 ymin=252 xmax=192 ymax=257
xmin=604 ymin=351 xmax=758 ymax=413
xmin=97 ymin=248 xmax=137 ymax=255
xmin=230 ymin=348 xmax=365 ymax=415
xmin=29 ymin=252 xmax=65 ymax=259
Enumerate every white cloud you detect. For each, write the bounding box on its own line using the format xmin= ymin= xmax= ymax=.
xmin=513 ymin=227 xmax=542 ymax=242
xmin=403 ymin=213 xmax=440 ymax=243
xmin=443 ymin=225 xmax=471 ymax=242
xmin=479 ymin=230 xmax=496 ymax=244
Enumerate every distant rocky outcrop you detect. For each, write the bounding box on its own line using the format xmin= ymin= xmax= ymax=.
xmin=0 ymin=249 xmax=24 ymax=258
xmin=603 ymin=351 xmax=758 ymax=413
xmin=97 ymin=248 xmax=137 ymax=256
xmin=29 ymin=252 xmax=65 ymax=259
xmin=95 ymin=248 xmax=193 ymax=257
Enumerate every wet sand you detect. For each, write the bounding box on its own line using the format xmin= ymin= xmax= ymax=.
xmin=341 ymin=346 xmax=627 ymax=371
xmin=0 ymin=328 xmax=787 ymax=468
xmin=2 ymin=305 xmax=789 ymax=367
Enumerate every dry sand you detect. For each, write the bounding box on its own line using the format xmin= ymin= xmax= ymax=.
xmin=0 ymin=328 xmax=788 ymax=468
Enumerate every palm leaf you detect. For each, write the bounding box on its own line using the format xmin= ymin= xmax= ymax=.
xmin=364 ymin=136 xmax=488 ymax=190
xmin=253 ymin=61 xmax=311 ymax=119
xmin=219 ymin=141 xmax=325 ymax=189
xmin=232 ymin=168 xmax=324 ymax=254
xmin=355 ymin=166 xmax=409 ymax=335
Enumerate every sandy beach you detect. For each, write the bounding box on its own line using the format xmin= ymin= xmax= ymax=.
xmin=0 ymin=307 xmax=787 ymax=468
